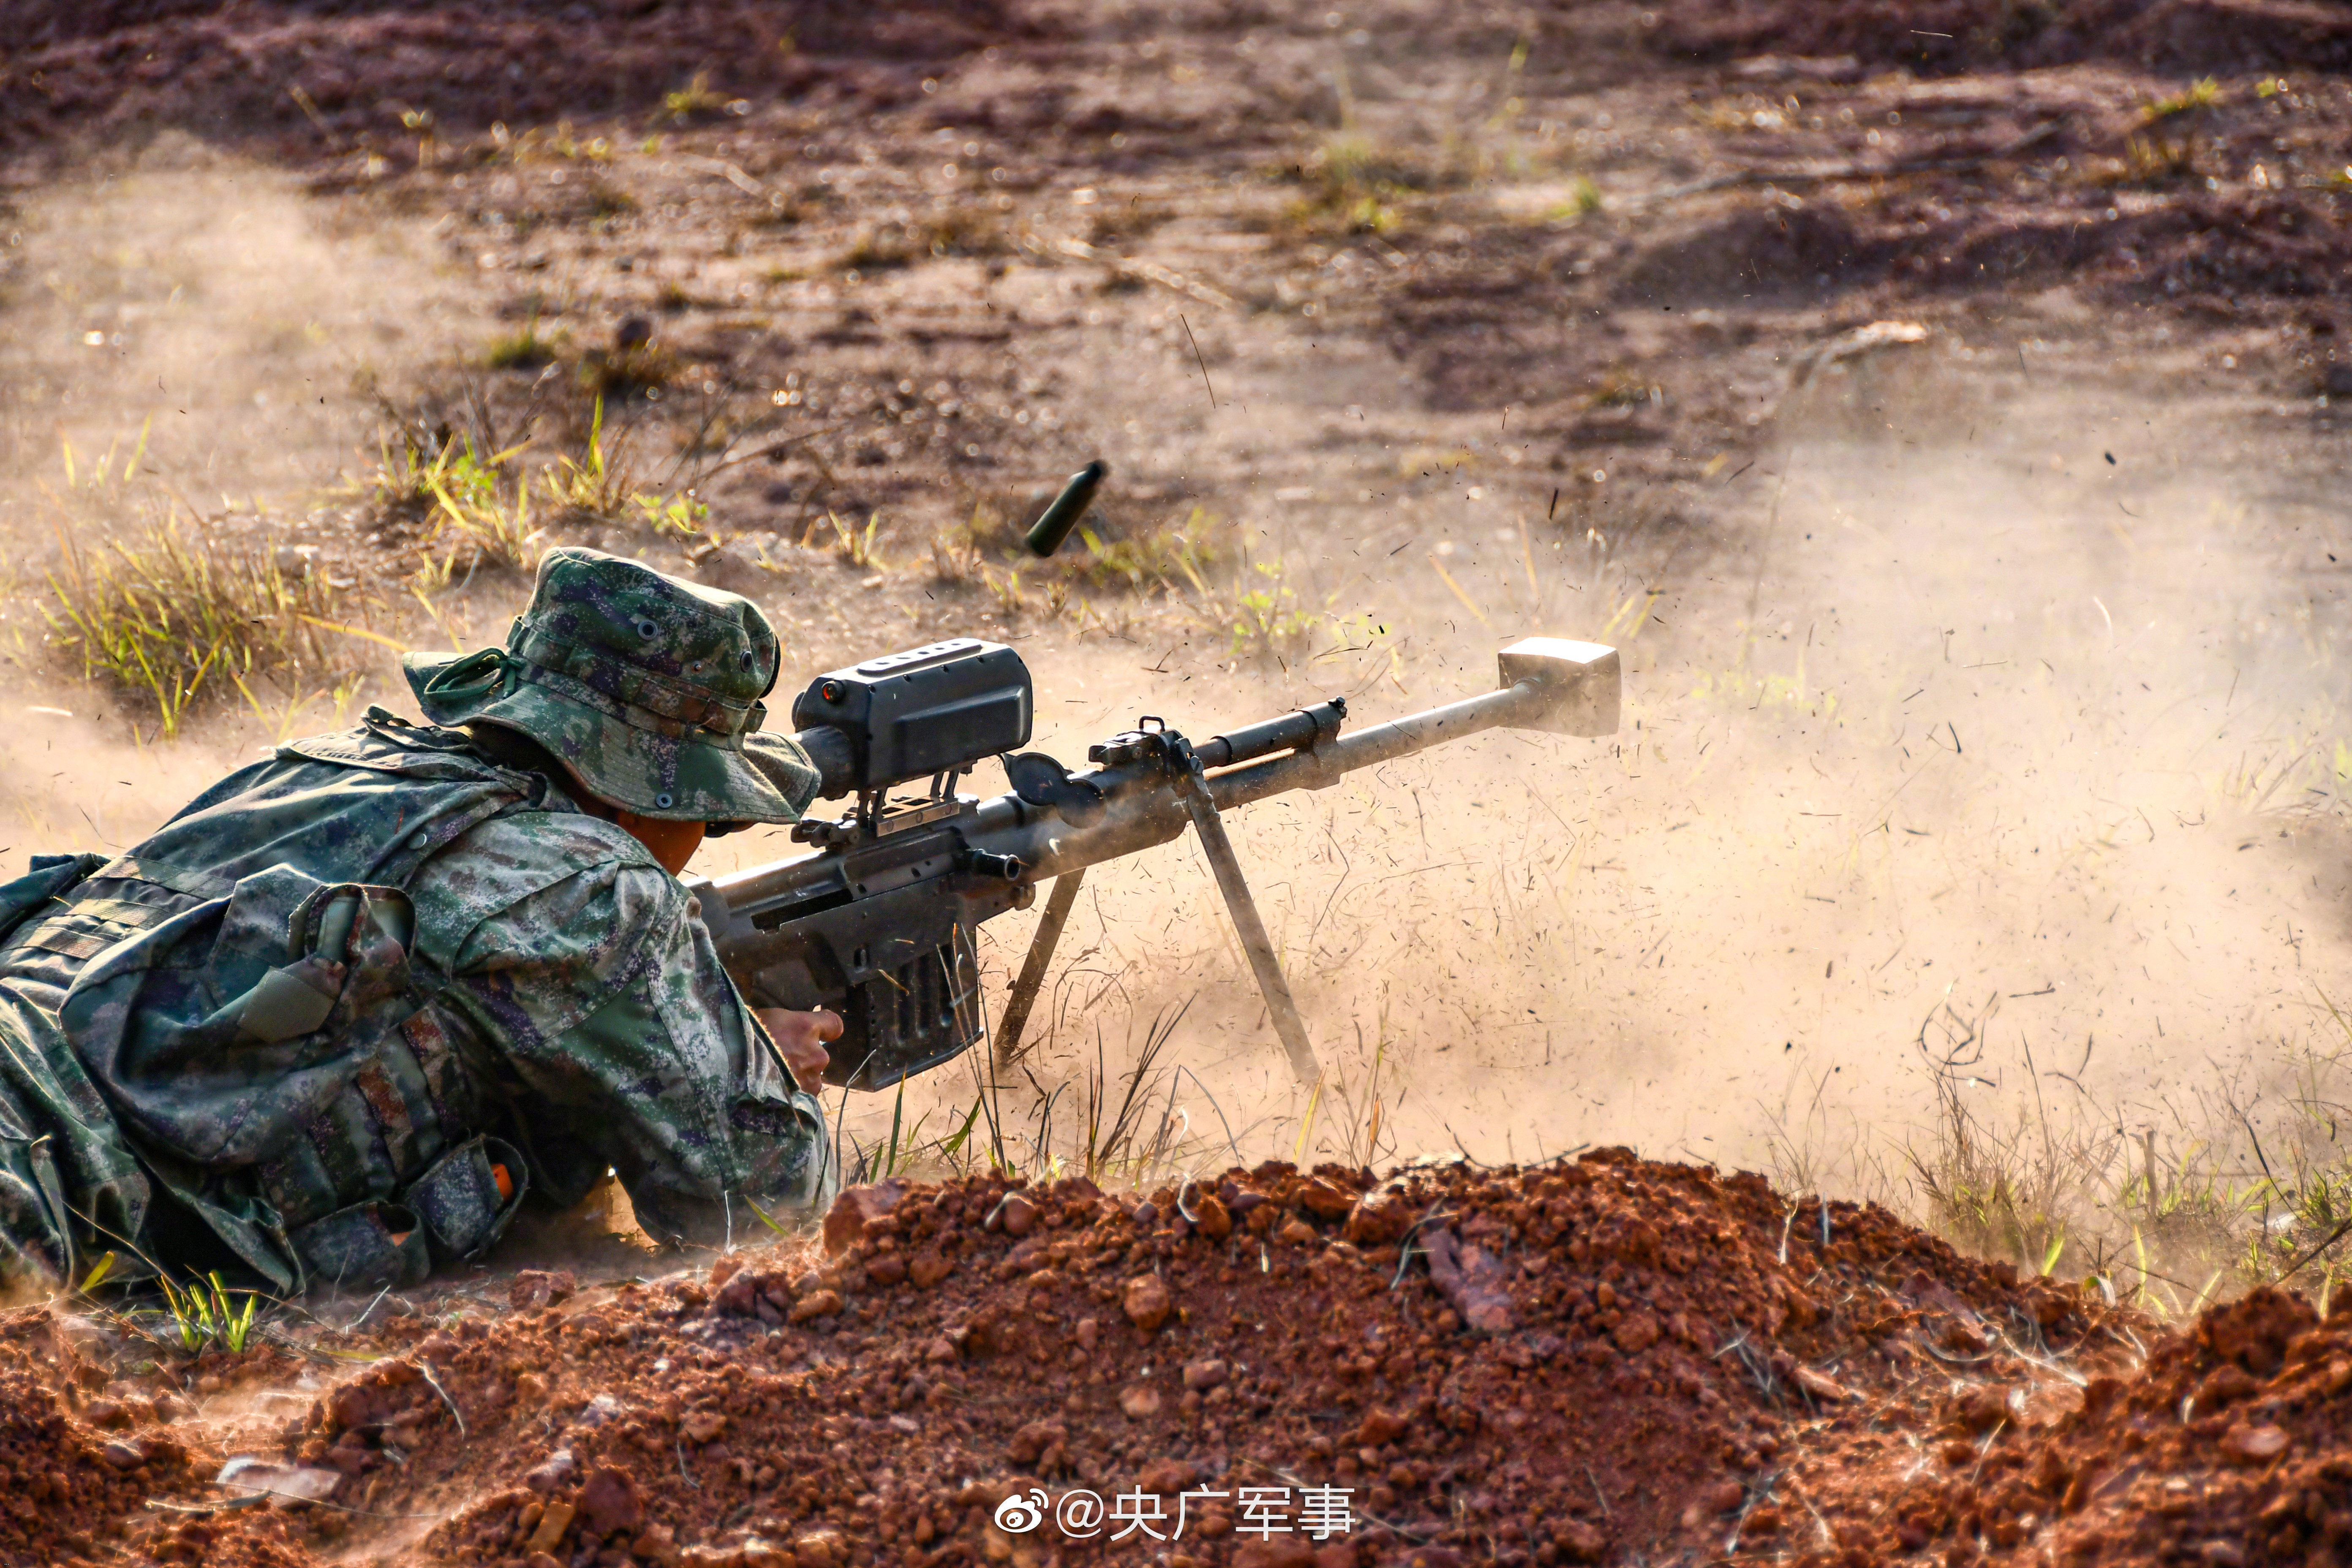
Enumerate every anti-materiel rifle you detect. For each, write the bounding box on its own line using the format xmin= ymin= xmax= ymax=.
xmin=690 ymin=635 xmax=1619 ymax=1089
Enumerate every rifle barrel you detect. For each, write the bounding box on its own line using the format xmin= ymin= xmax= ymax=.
xmin=699 ymin=643 xmax=1612 ymax=922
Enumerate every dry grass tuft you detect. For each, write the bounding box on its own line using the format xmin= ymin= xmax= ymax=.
xmin=836 ymin=207 xmax=1011 ymax=273
xmin=45 ymin=516 xmax=367 ymax=738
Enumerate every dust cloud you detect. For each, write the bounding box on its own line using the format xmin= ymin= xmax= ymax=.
xmin=6 ymin=148 xmax=2347 ymax=1247
xmin=0 ymin=135 xmax=479 ymax=863
xmin=801 ymin=341 xmax=2352 ymax=1250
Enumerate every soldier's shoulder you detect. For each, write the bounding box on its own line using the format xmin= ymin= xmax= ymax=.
xmin=410 ymin=806 xmax=680 ymax=958
xmin=278 ymin=710 xmax=502 ymax=779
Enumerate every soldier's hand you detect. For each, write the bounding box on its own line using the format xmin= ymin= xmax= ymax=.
xmin=756 ymin=1007 xmax=842 ymax=1093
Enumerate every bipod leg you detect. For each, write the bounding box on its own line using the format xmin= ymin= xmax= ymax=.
xmin=1177 ymin=782 xmax=1321 ymax=1086
xmin=994 ymin=868 xmax=1085 ymax=1069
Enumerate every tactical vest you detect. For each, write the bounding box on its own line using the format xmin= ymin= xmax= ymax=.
xmin=0 ymin=713 xmax=562 ymax=1293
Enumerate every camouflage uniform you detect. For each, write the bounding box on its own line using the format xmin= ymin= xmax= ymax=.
xmin=0 ymin=549 xmax=830 ymax=1294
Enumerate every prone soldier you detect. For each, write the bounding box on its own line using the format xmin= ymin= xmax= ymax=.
xmin=0 ymin=548 xmax=842 ymax=1295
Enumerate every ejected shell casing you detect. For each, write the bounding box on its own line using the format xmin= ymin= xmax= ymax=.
xmin=1022 ymin=459 xmax=1108 ymax=557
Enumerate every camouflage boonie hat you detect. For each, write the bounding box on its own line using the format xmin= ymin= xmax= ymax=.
xmin=401 ymin=547 xmax=800 ymax=823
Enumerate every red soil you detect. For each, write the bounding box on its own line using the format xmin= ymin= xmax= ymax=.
xmin=5 ymin=1151 xmax=2342 ymax=1566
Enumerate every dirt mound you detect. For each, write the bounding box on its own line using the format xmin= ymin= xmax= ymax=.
xmin=0 ymin=1311 xmax=199 ymax=1567
xmin=0 ymin=1151 xmax=2119 ymax=1566
xmin=0 ymin=1154 xmax=2342 ymax=1564
xmin=0 ymin=0 xmax=1020 ymax=162
xmin=1651 ymin=0 xmax=2352 ymax=76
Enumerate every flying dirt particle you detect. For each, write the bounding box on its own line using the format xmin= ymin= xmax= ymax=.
xmin=1123 ymin=1274 xmax=1173 ymax=1331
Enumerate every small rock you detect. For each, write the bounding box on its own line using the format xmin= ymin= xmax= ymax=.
xmin=1277 ymin=1218 xmax=1319 ymax=1247
xmin=1612 ymin=1312 xmax=1661 ymax=1356
xmin=1422 ymin=1227 xmax=1514 ymax=1333
xmin=1181 ymin=1358 xmax=1228 ymax=1391
xmin=1120 ymin=1384 xmax=1163 ymax=1418
xmin=824 ymin=1181 xmax=904 ymax=1257
xmin=526 ymin=1498 xmax=576 ymax=1555
xmin=1704 ymin=1480 xmax=1744 ymax=1514
xmin=85 ymin=1399 xmax=126 ymax=1429
xmin=1123 ymin=1274 xmax=1174 ymax=1331
xmin=99 ymin=1439 xmax=145 ymax=1471
xmin=789 ymin=1289 xmax=844 ymax=1324
xmin=514 ymin=1371 xmax=552 ymax=1408
xmin=1555 ymin=1519 xmax=1609 ymax=1563
xmin=713 ymin=1272 xmax=760 ymax=1317
xmin=908 ymin=1251 xmax=956 ymax=1289
xmin=709 ymin=1255 xmax=746 ymax=1289
xmin=1130 ymin=1201 xmax=1159 ymax=1228
xmin=1074 ymin=1318 xmax=1100 ymax=1353
xmin=1954 ymin=1385 xmax=2020 ymax=1434
xmin=924 ymin=1337 xmax=958 ymax=1363
xmin=2219 ymin=1422 xmax=2290 ymax=1464
xmin=1139 ymin=1456 xmax=1199 ymax=1494
xmin=1296 ymin=1177 xmax=1354 ymax=1220
xmin=523 ymin=1447 xmax=578 ymax=1494
xmin=1790 ymin=1364 xmax=1853 ymax=1403
xmin=216 ymin=1458 xmax=344 ymax=1509
xmin=681 ymin=1410 xmax=727 ymax=1444
xmin=526 ymin=1554 xmax=564 ymax=1568
xmin=2198 ymin=1543 xmax=2248 ymax=1568
xmin=793 ymin=1529 xmax=846 ymax=1568
xmin=866 ymin=1253 xmax=908 ymax=1287
xmin=1345 ymin=1189 xmax=1409 ymax=1246
xmin=578 ymin=1464 xmax=644 ymax=1536
xmin=631 ymin=1524 xmax=681 ymax=1566
xmin=1190 ymin=1192 xmax=1233 ymax=1240
xmin=999 ymin=1193 xmax=1040 ymax=1238
xmin=1007 ymin=1419 xmax=1067 ymax=1465
xmin=509 ymin=1270 xmax=578 ymax=1312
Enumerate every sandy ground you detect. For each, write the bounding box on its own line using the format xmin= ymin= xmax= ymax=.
xmin=3 ymin=0 xmax=2352 ymax=1285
